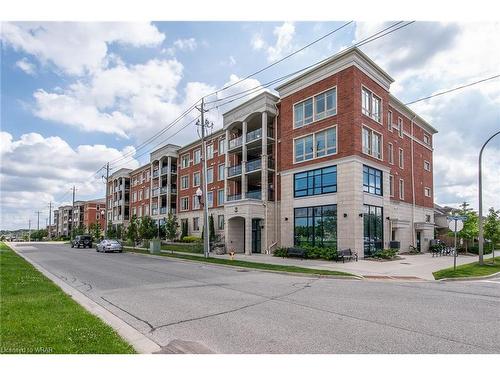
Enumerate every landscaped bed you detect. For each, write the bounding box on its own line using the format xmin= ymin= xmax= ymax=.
xmin=0 ymin=242 xmax=135 ymax=354
xmin=125 ymin=247 xmax=356 ymax=278
xmin=433 ymin=256 xmax=500 ymax=280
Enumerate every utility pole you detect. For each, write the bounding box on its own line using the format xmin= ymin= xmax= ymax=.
xmin=104 ymin=162 xmax=109 ymax=238
xmin=48 ymin=201 xmax=52 ymax=240
xmin=197 ymin=97 xmax=210 ymax=258
xmin=35 ymin=210 xmax=41 ymax=231
xmin=71 ymin=185 xmax=76 ymax=240
xmin=28 ymin=219 xmax=31 ymax=242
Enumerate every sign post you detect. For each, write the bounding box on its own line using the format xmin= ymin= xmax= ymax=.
xmin=447 ymin=215 xmax=467 ymax=270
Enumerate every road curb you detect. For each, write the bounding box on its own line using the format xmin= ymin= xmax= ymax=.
xmin=437 ymin=270 xmax=500 ymax=282
xmin=124 ymin=248 xmax=363 ymax=280
xmin=9 ymin=244 xmax=161 ymax=354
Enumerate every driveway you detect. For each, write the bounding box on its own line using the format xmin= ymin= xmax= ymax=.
xmin=9 ymin=242 xmax=500 ymax=354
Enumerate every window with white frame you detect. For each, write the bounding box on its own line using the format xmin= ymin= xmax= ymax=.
xmin=398 ymin=118 xmax=403 ymax=138
xmin=139 ymin=190 xmax=143 ymax=200
xmin=181 ymin=175 xmax=189 ymax=189
xmin=424 ymin=187 xmax=431 ymax=197
xmin=132 ymin=192 xmax=137 ymax=202
xmin=423 ymin=134 xmax=430 ymax=145
xmin=193 ymin=217 xmax=200 ymax=231
xmin=132 ymin=207 xmax=136 ymax=216
xmin=218 ymin=163 xmax=225 ymax=181
xmin=193 ymin=149 xmax=201 ymax=164
xmin=315 ymin=127 xmax=337 ymax=157
xmin=217 ymin=215 xmax=224 ymax=230
xmin=293 ymin=88 xmax=336 ymax=128
xmin=218 ymin=189 xmax=224 ymax=205
xmin=399 ymin=179 xmax=405 ymax=200
xmin=362 ymin=127 xmax=382 ymax=159
xmin=388 ymin=143 xmax=394 ymax=164
xmin=193 ymin=195 xmax=200 ymax=210
xmin=218 ymin=138 xmax=226 ymax=154
xmin=207 ymin=168 xmax=213 ymax=184
xmin=294 ymin=135 xmax=314 ymax=162
xmin=145 ymin=189 xmax=149 ymax=199
xmin=207 ymin=191 xmax=214 ymax=208
xmin=387 ymin=110 xmax=393 ymax=131
xmin=206 ymin=144 xmax=214 ymax=159
xmin=399 ymin=148 xmax=404 ymax=168
xmin=389 ymin=175 xmax=394 ymax=197
xmin=181 ymin=154 xmax=190 ymax=168
xmin=181 ymin=197 xmax=189 ymax=211
xmin=193 ymin=172 xmax=201 ymax=186
xmin=362 ymin=87 xmax=381 ymax=122
xmin=424 ymin=160 xmax=431 ymax=171
xmin=138 ymin=206 xmax=142 ymax=217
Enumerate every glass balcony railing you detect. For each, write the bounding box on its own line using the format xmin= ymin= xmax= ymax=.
xmin=268 ymin=158 xmax=275 ymax=169
xmin=246 ymin=128 xmax=262 ymax=143
xmin=246 ymin=190 xmax=262 ymax=199
xmin=227 ymin=194 xmax=242 ymax=201
xmin=171 ymin=187 xmax=177 ymax=194
xmin=153 ymin=169 xmax=159 ymax=178
xmin=160 ymin=186 xmax=168 ymax=194
xmin=160 ymin=207 xmax=167 ymax=214
xmin=152 ymin=208 xmax=158 ymax=215
xmin=152 ymin=188 xmax=159 ymax=197
xmin=229 ymin=136 xmax=242 ymax=150
xmin=246 ymin=158 xmax=261 ymax=172
xmin=227 ymin=164 xmax=242 ymax=177
xmin=161 ymin=166 xmax=169 ymax=175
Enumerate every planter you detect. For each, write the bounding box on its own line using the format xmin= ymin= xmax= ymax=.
xmin=149 ymin=239 xmax=161 ymax=254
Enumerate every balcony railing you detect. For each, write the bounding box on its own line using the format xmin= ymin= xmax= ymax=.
xmin=153 ymin=169 xmax=159 ymax=178
xmin=246 ymin=158 xmax=261 ymax=172
xmin=152 ymin=188 xmax=159 ymax=197
xmin=246 ymin=128 xmax=262 ymax=143
xmin=160 ymin=207 xmax=167 ymax=214
xmin=229 ymin=136 xmax=242 ymax=150
xmin=160 ymin=186 xmax=168 ymax=194
xmin=171 ymin=187 xmax=177 ymax=194
xmin=161 ymin=166 xmax=169 ymax=175
xmin=246 ymin=190 xmax=262 ymax=199
xmin=152 ymin=208 xmax=158 ymax=215
xmin=227 ymin=164 xmax=242 ymax=177
xmin=227 ymin=194 xmax=242 ymax=201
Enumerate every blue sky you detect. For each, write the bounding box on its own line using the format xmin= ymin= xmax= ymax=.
xmin=1 ymin=21 xmax=499 ymax=229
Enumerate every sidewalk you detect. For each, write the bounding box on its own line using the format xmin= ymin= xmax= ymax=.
xmin=159 ymin=249 xmax=494 ymax=281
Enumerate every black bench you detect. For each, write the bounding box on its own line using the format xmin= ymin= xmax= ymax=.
xmin=336 ymin=248 xmax=358 ymax=263
xmin=285 ymin=247 xmax=306 ymax=259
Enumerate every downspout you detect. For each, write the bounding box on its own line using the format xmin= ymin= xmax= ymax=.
xmin=273 ymin=102 xmax=280 ymax=252
xmin=410 ymin=115 xmax=417 ymax=248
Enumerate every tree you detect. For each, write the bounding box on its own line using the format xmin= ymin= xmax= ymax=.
xmin=116 ymin=224 xmax=123 ymax=240
xmin=165 ymin=213 xmax=179 ymax=242
xmin=139 ymin=216 xmax=157 ymax=240
xmin=457 ymin=202 xmax=478 ymax=252
xmin=107 ymin=223 xmax=117 ymax=239
xmin=31 ymin=229 xmax=48 ymax=241
xmin=126 ymin=215 xmax=139 ymax=247
xmin=484 ymin=207 xmax=500 ymax=252
xmin=209 ymin=214 xmax=216 ymax=243
xmin=181 ymin=219 xmax=188 ymax=239
xmin=71 ymin=224 xmax=86 ymax=238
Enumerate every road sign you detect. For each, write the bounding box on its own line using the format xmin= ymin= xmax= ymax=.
xmin=448 ymin=220 xmax=464 ymax=232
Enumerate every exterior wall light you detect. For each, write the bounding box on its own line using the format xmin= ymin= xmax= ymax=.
xmin=343 ymin=213 xmax=348 ymax=218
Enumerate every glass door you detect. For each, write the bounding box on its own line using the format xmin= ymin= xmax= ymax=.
xmin=363 ymin=204 xmax=383 ymax=256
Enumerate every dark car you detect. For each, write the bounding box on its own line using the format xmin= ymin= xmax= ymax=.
xmin=71 ymin=235 xmax=93 ymax=248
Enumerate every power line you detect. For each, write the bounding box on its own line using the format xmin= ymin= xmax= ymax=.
xmin=404 ymin=74 xmax=500 ymax=105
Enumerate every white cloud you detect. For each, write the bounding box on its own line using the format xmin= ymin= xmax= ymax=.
xmin=0 ymin=131 xmax=139 ymax=230
xmin=251 ymin=22 xmax=296 ymax=62
xmin=173 ymin=38 xmax=197 ymax=51
xmin=15 ymin=57 xmax=36 ymax=75
xmin=1 ymin=22 xmax=165 ymax=75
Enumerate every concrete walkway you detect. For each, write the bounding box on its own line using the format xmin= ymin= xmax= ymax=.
xmin=160 ymin=249 xmax=495 ymax=281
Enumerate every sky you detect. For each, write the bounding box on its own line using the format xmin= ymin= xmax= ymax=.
xmin=1 ymin=21 xmax=499 ymax=230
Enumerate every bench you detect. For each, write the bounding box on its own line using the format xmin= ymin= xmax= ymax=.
xmin=286 ymin=247 xmax=306 ymax=259
xmin=336 ymin=248 xmax=358 ymax=263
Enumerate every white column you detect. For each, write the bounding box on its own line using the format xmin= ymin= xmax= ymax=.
xmin=261 ymin=111 xmax=268 ymax=202
xmin=167 ymin=156 xmax=172 ymax=214
xmin=224 ymin=130 xmax=229 ymax=202
xmin=245 ymin=218 xmax=252 ymax=255
xmin=242 ymin=121 xmax=247 ymax=199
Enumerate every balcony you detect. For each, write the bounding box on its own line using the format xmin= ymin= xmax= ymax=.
xmin=152 ymin=208 xmax=158 ymax=215
xmin=227 ymin=194 xmax=242 ymax=201
xmin=268 ymin=158 xmax=275 ymax=170
xmin=246 ymin=158 xmax=261 ymax=173
xmin=160 ymin=186 xmax=168 ymax=194
xmin=246 ymin=190 xmax=262 ymax=199
xmin=246 ymin=128 xmax=262 ymax=143
xmin=171 ymin=187 xmax=177 ymax=194
xmin=227 ymin=164 xmax=242 ymax=177
xmin=229 ymin=136 xmax=242 ymax=150
xmin=153 ymin=169 xmax=159 ymax=178
xmin=152 ymin=188 xmax=159 ymax=197
xmin=160 ymin=207 xmax=167 ymax=214
xmin=161 ymin=166 xmax=169 ymax=175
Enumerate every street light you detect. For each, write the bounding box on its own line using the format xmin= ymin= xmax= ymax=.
xmin=478 ymin=130 xmax=500 ymax=265
xmin=196 ymin=187 xmax=210 ymax=258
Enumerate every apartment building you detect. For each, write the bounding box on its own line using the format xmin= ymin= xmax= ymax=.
xmin=72 ymin=200 xmax=85 ymax=230
xmin=55 ymin=205 xmax=73 ymax=237
xmin=107 ymin=168 xmax=132 ymax=229
xmin=83 ymin=198 xmax=106 ymax=231
xmin=130 ymin=164 xmax=151 ymax=219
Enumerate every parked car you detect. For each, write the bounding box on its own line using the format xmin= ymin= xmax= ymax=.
xmin=96 ymin=239 xmax=123 ymax=253
xmin=71 ymin=235 xmax=93 ymax=248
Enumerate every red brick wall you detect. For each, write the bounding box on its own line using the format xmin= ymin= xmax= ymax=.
xmin=130 ymin=167 xmax=151 ymax=216
xmin=83 ymin=202 xmax=106 ymax=230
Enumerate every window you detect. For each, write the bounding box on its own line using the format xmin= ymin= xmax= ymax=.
xmin=193 ymin=195 xmax=200 ymax=210
xmin=181 ymin=197 xmax=189 ymax=211
xmin=218 ymin=164 xmax=225 ymax=181
xmin=219 ymin=138 xmax=226 ymax=154
xmin=294 ymin=88 xmax=337 ymax=127
xmin=398 ymin=118 xmax=403 ymax=138
xmin=145 ymin=205 xmax=149 ymax=215
xmin=424 ymin=160 xmax=431 ymax=171
xmin=363 ymin=204 xmax=383 ymax=256
xmin=399 ymin=179 xmax=405 ymax=200
xmin=145 ymin=189 xmax=149 ymax=199
xmin=193 ymin=149 xmax=201 ymax=164
xmin=132 ymin=192 xmax=137 ymax=202
xmin=193 ymin=217 xmax=200 ymax=231
xmin=387 ymin=110 xmax=393 ymax=131
xmin=389 ymin=175 xmax=394 ymax=197
xmin=315 ymin=128 xmax=337 ymax=157
xmin=294 ymin=166 xmax=337 ymax=197
xmin=423 ymin=134 xmax=430 ymax=145
xmin=181 ymin=154 xmax=190 ymax=168
xmin=424 ymin=187 xmax=431 ymax=197
xmin=193 ymin=172 xmax=201 ymax=187
xmin=132 ymin=207 xmax=136 ymax=216
xmin=388 ymin=143 xmax=394 ymax=164
xmin=294 ymin=135 xmax=314 ymax=162
xmin=399 ymin=148 xmax=404 ymax=169
xmin=425 ymin=214 xmax=431 ymax=223
xmin=362 ymin=127 xmax=382 ymax=159
xmin=139 ymin=190 xmax=143 ymax=200
xmin=363 ymin=165 xmax=383 ymax=196
xmin=206 ymin=144 xmax=214 ymax=159
xmin=294 ymin=205 xmax=337 ymax=248
xmin=207 ymin=191 xmax=214 ymax=208
xmin=217 ymin=215 xmax=225 ymax=230
xmin=138 ymin=206 xmax=142 ymax=217
xmin=181 ymin=175 xmax=189 ymax=189
xmin=218 ymin=189 xmax=224 ymax=205
xmin=207 ymin=168 xmax=213 ymax=184
xmin=361 ymin=87 xmax=381 ymax=123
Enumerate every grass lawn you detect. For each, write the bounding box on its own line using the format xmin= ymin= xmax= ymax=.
xmin=160 ymin=243 xmax=203 ymax=254
xmin=125 ymin=248 xmax=355 ymax=277
xmin=433 ymin=256 xmax=500 ymax=280
xmin=0 ymin=242 xmax=135 ymax=354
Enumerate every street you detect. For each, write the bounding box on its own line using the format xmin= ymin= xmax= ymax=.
xmin=10 ymin=242 xmax=500 ymax=354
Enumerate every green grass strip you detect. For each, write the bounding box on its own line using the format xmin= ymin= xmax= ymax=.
xmin=0 ymin=242 xmax=135 ymax=354
xmin=433 ymin=256 xmax=500 ymax=280
xmin=126 ymin=248 xmax=355 ymax=277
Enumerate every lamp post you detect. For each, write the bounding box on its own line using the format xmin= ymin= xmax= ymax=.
xmin=478 ymin=130 xmax=500 ymax=265
xmin=196 ymin=187 xmax=209 ymax=258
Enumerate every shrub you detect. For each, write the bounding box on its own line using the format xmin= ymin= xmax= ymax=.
xmin=180 ymin=235 xmax=202 ymax=243
xmin=467 ymin=244 xmax=492 ymax=255
xmin=372 ymin=248 xmax=398 ymax=259
xmin=273 ymin=247 xmax=288 ymax=257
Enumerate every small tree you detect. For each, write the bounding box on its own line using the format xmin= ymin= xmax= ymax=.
xmin=31 ymin=229 xmax=48 ymax=241
xmin=457 ymin=202 xmax=478 ymax=252
xmin=165 ymin=213 xmax=179 ymax=242
xmin=484 ymin=207 xmax=500 ymax=253
xmin=181 ymin=219 xmax=188 ymax=239
xmin=126 ymin=215 xmax=139 ymax=247
xmin=139 ymin=216 xmax=157 ymax=241
xmin=107 ymin=223 xmax=117 ymax=239
xmin=116 ymin=224 xmax=123 ymax=240
xmin=209 ymin=214 xmax=216 ymax=243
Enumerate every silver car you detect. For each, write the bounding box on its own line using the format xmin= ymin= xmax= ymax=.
xmin=96 ymin=239 xmax=123 ymax=253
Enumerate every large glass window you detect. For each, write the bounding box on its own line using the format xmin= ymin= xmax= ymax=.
xmin=193 ymin=172 xmax=201 ymax=186
xmin=194 ymin=149 xmax=201 ymax=164
xmin=294 ymin=88 xmax=337 ymax=127
xmin=294 ymin=205 xmax=337 ymax=248
xmin=181 ymin=154 xmax=189 ymax=168
xmin=361 ymin=87 xmax=382 ymax=123
xmin=362 ymin=127 xmax=382 ymax=159
xmin=218 ymin=163 xmax=225 ymax=180
xmin=207 ymin=168 xmax=213 ymax=184
xmin=363 ymin=165 xmax=383 ymax=196
xmin=218 ymin=138 xmax=226 ymax=154
xmin=316 ymin=128 xmax=337 ymax=157
xmin=294 ymin=166 xmax=337 ymax=197
xmin=218 ymin=189 xmax=224 ymax=205
xmin=294 ymin=135 xmax=314 ymax=162
xmin=363 ymin=204 xmax=383 ymax=256
xmin=181 ymin=175 xmax=189 ymax=189
xmin=206 ymin=144 xmax=214 ymax=159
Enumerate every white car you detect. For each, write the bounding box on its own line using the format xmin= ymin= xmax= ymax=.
xmin=96 ymin=239 xmax=123 ymax=253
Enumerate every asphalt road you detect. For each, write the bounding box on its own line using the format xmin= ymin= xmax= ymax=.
xmin=10 ymin=243 xmax=500 ymax=354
